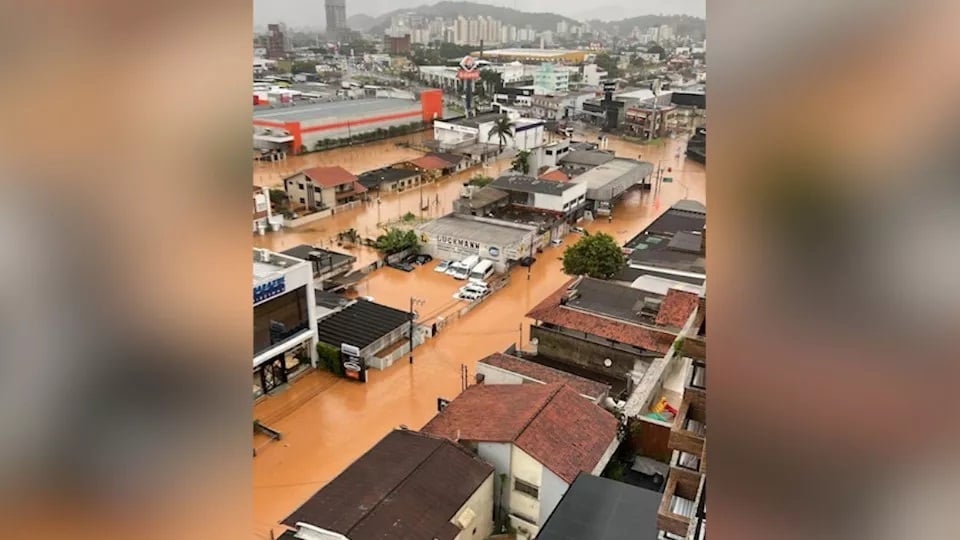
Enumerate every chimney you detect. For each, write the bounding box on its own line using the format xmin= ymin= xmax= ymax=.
xmin=475 ymin=372 xmax=486 ymax=384
xmin=455 ymin=429 xmax=461 ymax=442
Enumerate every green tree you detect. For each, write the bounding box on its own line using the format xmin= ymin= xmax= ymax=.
xmin=594 ymin=53 xmax=620 ymax=79
xmin=562 ymin=232 xmax=625 ymax=279
xmin=478 ymin=69 xmax=503 ymax=97
xmin=374 ymin=227 xmax=420 ymax=254
xmin=511 ymin=150 xmax=531 ymax=174
xmin=468 ymin=174 xmax=494 ymax=187
xmin=291 ymin=61 xmax=317 ymax=74
xmin=647 ymin=44 xmax=666 ymax=60
xmin=487 ymin=115 xmax=515 ymax=153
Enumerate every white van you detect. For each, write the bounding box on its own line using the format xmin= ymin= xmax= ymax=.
xmin=468 ymin=259 xmax=495 ymax=282
xmin=450 ymin=255 xmax=479 ymax=280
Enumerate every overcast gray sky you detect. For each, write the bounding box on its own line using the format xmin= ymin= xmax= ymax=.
xmin=254 ymin=0 xmax=705 ymax=28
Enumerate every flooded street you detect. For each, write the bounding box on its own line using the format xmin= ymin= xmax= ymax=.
xmin=252 ymin=132 xmax=705 ymax=540
xmin=253 ymin=130 xmax=433 ymax=189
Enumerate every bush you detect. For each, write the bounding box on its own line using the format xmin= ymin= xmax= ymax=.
xmin=402 ymin=211 xmax=416 ymax=222
xmin=316 ymin=342 xmax=344 ymax=377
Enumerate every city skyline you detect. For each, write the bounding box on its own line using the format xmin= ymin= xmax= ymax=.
xmin=253 ymin=0 xmax=705 ymax=28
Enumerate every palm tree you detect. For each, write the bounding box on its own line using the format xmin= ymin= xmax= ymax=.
xmin=487 ymin=115 xmax=515 ymax=154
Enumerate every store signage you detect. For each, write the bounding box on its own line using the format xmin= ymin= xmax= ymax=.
xmin=488 ymin=246 xmax=500 ymax=257
xmin=340 ymin=343 xmax=366 ymax=383
xmin=254 ymin=277 xmax=286 ymax=304
xmin=437 ymin=235 xmax=480 ymax=251
xmin=457 ymin=55 xmax=481 ymax=80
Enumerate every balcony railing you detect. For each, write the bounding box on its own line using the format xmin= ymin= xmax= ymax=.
xmin=669 ymin=397 xmax=706 ymax=457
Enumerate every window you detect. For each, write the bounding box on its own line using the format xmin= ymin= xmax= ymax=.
xmin=299 ymin=198 xmax=305 ymax=204
xmin=314 ymin=187 xmax=322 ymax=194
xmin=513 ymin=478 xmax=539 ymax=499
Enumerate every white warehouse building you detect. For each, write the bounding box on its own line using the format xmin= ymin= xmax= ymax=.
xmin=417 ymin=214 xmax=538 ymax=273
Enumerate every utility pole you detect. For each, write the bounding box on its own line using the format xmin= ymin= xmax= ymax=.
xmin=408 ymin=297 xmax=425 ymax=364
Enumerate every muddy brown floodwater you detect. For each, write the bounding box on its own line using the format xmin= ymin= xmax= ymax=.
xmin=251 ymin=132 xmax=705 ymax=540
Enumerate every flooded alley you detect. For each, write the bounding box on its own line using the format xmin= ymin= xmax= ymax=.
xmin=251 ymin=132 xmax=705 ymax=540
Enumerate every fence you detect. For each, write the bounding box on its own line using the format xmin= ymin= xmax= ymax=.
xmin=284 ymin=199 xmax=364 ymax=229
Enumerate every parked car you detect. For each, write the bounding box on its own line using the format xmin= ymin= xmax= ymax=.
xmin=572 ymin=226 xmax=587 ymax=235
xmin=551 ymin=238 xmax=563 ymax=247
xmin=388 ymin=261 xmax=414 ymax=272
xmin=402 ymin=254 xmax=419 ymax=265
xmin=461 ymin=284 xmax=489 ymax=297
xmin=454 ymin=289 xmax=481 ymax=301
xmin=434 ymin=260 xmax=451 ymax=273
xmin=414 ymin=254 xmax=433 ymax=265
xmin=519 ymin=256 xmax=536 ymax=267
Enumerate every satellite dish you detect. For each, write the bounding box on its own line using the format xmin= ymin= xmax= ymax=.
xmin=603 ymin=358 xmax=612 ymax=367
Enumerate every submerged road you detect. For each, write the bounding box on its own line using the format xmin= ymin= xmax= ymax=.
xmin=252 ymin=131 xmax=705 ymax=540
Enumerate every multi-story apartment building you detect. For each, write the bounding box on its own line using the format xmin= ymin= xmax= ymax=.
xmin=657 ymin=291 xmax=706 ymax=540
xmin=266 ymin=23 xmax=292 ymax=59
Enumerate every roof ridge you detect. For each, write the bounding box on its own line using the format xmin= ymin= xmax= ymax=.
xmin=515 ymin=383 xmax=566 ymax=440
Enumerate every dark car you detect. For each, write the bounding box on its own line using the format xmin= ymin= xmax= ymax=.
xmin=388 ymin=261 xmax=415 ymax=272
xmin=519 ymin=256 xmax=537 ymax=267
xmin=402 ymin=254 xmax=419 ymax=265
xmin=414 ymin=254 xmax=433 ymax=265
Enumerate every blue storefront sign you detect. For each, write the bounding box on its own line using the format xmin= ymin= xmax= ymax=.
xmin=254 ymin=277 xmax=286 ymax=304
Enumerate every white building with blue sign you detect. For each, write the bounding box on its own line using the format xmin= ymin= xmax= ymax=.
xmin=416 ymin=214 xmax=538 ymax=273
xmin=253 ymin=248 xmax=319 ymax=398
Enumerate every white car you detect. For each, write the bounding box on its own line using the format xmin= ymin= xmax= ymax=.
xmin=454 ymin=289 xmax=481 ymax=301
xmin=551 ymin=238 xmax=563 ymax=247
xmin=434 ymin=260 xmax=451 ymax=273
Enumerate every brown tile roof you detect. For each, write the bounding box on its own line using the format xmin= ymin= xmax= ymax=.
xmin=282 ymin=429 xmax=492 ymax=540
xmin=409 ymin=155 xmax=453 ymax=170
xmin=302 ymin=166 xmax=358 ymax=187
xmin=539 ymin=169 xmax=570 ymax=182
xmin=479 ymin=352 xmax=610 ymax=400
xmin=525 ymin=277 xmax=678 ymax=354
xmin=655 ymin=288 xmax=700 ymax=328
xmin=421 ymin=383 xmax=619 ymax=484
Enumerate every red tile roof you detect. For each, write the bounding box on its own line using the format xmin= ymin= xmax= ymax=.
xmin=539 ymin=169 xmax=570 ymax=182
xmin=421 ymin=383 xmax=619 ymax=484
xmin=655 ymin=288 xmax=700 ymax=328
xmin=409 ymin=155 xmax=452 ymax=170
xmin=303 ymin=166 xmax=358 ymax=187
xmin=479 ymin=353 xmax=610 ymax=400
xmin=525 ymin=277 xmax=677 ymax=354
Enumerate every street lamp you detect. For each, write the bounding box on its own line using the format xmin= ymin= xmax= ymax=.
xmin=408 ymin=297 xmax=426 ymax=364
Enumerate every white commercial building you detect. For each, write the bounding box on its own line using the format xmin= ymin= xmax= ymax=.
xmin=532 ymin=62 xmax=570 ymax=95
xmin=253 ymin=248 xmax=318 ymax=398
xmin=416 ymin=214 xmax=538 ymax=273
xmin=582 ymin=63 xmax=608 ymax=87
xmin=433 ymin=110 xmax=546 ymax=152
xmin=490 ymin=173 xmax=587 ymax=214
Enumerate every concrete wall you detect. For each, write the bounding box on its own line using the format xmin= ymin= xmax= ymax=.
xmin=452 ymin=473 xmax=495 ymax=540
xmin=476 ymin=364 xmax=527 ymax=386
xmin=531 ymin=325 xmax=645 ymax=379
xmin=301 ymin=113 xmax=423 ymax=149
xmin=509 ymin=445 xmax=543 ymax=533
xmin=537 ymin=466 xmax=568 ymax=526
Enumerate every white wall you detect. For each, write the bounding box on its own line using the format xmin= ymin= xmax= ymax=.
xmin=537 ymin=466 xmax=569 ymax=525
xmin=434 ymin=121 xmax=479 ymax=146
xmin=509 ymin=445 xmax=543 ymax=527
xmin=477 ymin=364 xmax=527 ymax=386
xmin=452 ymin=473 xmax=495 ymax=540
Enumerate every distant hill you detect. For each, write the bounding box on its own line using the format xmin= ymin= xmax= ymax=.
xmin=588 ymin=15 xmax=705 ymax=39
xmin=367 ymin=1 xmax=578 ymax=34
xmin=347 ymin=13 xmax=377 ymax=32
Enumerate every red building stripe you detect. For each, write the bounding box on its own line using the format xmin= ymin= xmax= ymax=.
xmin=300 ymin=109 xmax=423 ymax=134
